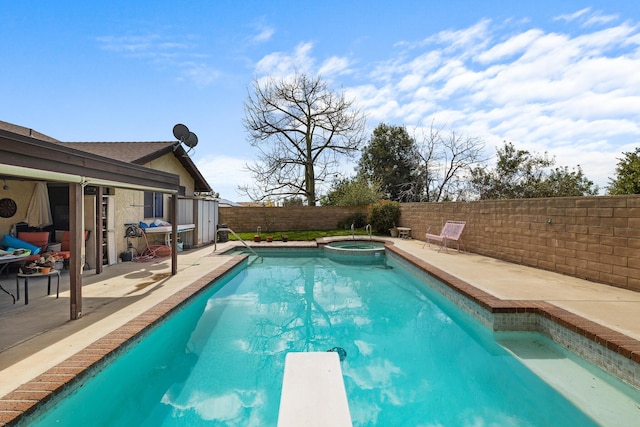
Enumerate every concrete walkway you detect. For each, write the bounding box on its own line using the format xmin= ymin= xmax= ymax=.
xmin=1 ymin=238 xmax=640 ymax=400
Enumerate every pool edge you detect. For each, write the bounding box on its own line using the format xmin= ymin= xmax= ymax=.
xmin=386 ymin=244 xmax=640 ymax=391
xmin=0 ymin=256 xmax=247 ymax=426
xmin=1 ymin=244 xmax=639 ymax=425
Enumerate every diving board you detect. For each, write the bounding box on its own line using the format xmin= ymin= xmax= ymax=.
xmin=277 ymin=352 xmax=352 ymax=427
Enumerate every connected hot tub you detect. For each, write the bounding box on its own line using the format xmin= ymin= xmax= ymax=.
xmin=322 ymin=240 xmax=386 ymax=264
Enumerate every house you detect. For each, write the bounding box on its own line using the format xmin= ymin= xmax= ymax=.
xmin=0 ymin=120 xmax=218 ymax=319
xmin=52 ymin=141 xmax=218 ymax=264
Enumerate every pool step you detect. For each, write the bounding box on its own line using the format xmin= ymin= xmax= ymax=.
xmin=277 ymin=352 xmax=353 ymax=427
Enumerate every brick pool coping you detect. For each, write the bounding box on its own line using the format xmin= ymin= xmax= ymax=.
xmin=0 ymin=257 xmax=246 ymax=426
xmin=1 ymin=245 xmax=640 ymax=425
xmin=387 ymin=244 xmax=640 ymax=365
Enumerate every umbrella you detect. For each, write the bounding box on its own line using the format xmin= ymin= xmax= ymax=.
xmin=24 ymin=182 xmax=53 ymax=228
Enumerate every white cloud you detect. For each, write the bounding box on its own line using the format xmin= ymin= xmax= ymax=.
xmin=97 ymin=33 xmax=194 ymax=58
xmin=196 ymin=155 xmax=254 ymax=200
xmin=554 ymin=7 xmax=592 ymax=23
xmin=477 ymin=29 xmax=543 ymax=64
xmin=255 ymin=42 xmax=315 ymax=76
xmin=252 ymin=25 xmax=275 ymax=43
xmin=554 ymin=8 xmax=620 ymax=28
xmin=426 ymin=18 xmax=492 ymax=56
xmin=318 ymin=56 xmax=352 ymax=77
xmin=244 ymin=13 xmax=640 ymax=194
xmin=96 ymin=32 xmax=223 ymax=86
xmin=179 ymin=62 xmax=221 ymax=86
xmin=583 ymin=12 xmax=619 ymax=27
xmin=352 ymin=15 xmax=640 ymax=191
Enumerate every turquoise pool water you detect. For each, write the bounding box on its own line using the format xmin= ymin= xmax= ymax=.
xmin=28 ymin=250 xmax=608 ymax=426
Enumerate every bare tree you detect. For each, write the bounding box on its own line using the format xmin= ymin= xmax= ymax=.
xmin=241 ymin=73 xmax=367 ymax=205
xmin=407 ymin=122 xmax=485 ymax=202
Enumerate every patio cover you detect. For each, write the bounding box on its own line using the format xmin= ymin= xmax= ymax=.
xmin=0 ymin=128 xmax=181 ymax=320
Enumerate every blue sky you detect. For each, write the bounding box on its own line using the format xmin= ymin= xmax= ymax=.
xmin=2 ymin=1 xmax=639 ymax=201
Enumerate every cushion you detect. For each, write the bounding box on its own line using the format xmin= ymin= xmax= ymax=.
xmin=60 ymin=230 xmax=89 ymax=251
xmin=1 ymin=234 xmax=41 ymax=255
xmin=18 ymin=232 xmax=50 ymax=250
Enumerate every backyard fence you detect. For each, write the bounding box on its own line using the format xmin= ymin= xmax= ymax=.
xmin=219 ymin=195 xmax=640 ymax=292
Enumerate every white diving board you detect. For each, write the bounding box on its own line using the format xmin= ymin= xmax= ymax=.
xmin=277 ymin=352 xmax=352 ymax=427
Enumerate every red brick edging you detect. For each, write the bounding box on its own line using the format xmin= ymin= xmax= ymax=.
xmin=0 ymin=257 xmax=245 ymax=426
xmin=387 ymin=244 xmax=640 ymax=365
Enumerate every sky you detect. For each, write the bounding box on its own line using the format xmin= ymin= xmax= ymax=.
xmin=2 ymin=1 xmax=639 ymax=201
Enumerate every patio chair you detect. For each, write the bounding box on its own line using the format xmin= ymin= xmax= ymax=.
xmin=423 ymin=221 xmax=466 ymax=253
xmin=16 ymin=232 xmax=50 ymax=254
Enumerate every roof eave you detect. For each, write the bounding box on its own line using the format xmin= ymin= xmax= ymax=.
xmin=0 ymin=129 xmax=180 ymax=193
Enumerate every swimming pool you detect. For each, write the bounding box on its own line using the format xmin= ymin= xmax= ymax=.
xmin=22 ymin=249 xmax=639 ymax=426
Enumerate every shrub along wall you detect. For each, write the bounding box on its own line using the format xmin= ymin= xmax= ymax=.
xmin=218 ymin=205 xmax=369 ymax=234
xmin=399 ymin=195 xmax=640 ymax=292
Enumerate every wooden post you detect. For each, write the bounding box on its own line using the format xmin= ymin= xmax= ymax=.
xmin=95 ymin=186 xmax=103 ymax=274
xmin=171 ymin=194 xmax=177 ymax=276
xmin=69 ymin=182 xmax=83 ymax=320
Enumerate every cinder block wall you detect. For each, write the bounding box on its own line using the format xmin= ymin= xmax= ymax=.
xmin=400 ymin=195 xmax=640 ymax=291
xmin=218 ymin=206 xmax=369 ymax=234
xmin=218 ymin=196 xmax=640 ymax=291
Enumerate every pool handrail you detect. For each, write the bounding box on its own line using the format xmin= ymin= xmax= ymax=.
xmin=214 ymin=227 xmax=260 ymax=258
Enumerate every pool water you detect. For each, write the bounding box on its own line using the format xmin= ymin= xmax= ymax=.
xmin=28 ymin=251 xmax=614 ymax=426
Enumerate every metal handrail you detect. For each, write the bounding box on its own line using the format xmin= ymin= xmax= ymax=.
xmin=214 ymin=227 xmax=260 ymax=258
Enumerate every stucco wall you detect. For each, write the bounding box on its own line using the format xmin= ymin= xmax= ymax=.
xmin=105 ymin=153 xmax=198 ymax=255
xmin=0 ymin=180 xmax=36 ymax=234
xmin=145 ymin=154 xmax=195 ymax=196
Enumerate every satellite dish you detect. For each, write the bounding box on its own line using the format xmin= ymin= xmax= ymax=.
xmin=184 ymin=132 xmax=198 ymax=148
xmin=172 ymin=124 xmax=190 ymax=142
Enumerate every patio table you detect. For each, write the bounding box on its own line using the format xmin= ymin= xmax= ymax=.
xmin=397 ymin=227 xmax=412 ymax=239
xmin=0 ymin=254 xmax=30 ymax=304
xmin=16 ymin=269 xmax=60 ymax=305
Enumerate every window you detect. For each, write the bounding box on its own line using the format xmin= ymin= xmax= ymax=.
xmin=144 ymin=192 xmax=164 ymax=218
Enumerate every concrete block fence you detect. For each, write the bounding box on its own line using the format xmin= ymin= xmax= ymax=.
xmin=218 ymin=205 xmax=369 ymax=235
xmin=401 ymin=195 xmax=640 ymax=292
xmin=218 ymin=195 xmax=640 ymax=291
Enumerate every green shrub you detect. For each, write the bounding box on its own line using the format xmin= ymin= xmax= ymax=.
xmin=337 ymin=211 xmax=368 ymax=229
xmin=368 ymin=200 xmax=400 ymax=234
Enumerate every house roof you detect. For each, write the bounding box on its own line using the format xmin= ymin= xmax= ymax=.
xmin=53 ymin=142 xmax=212 ymax=194
xmin=0 ymin=120 xmax=60 ymax=143
xmin=53 ymin=141 xmax=175 ymax=163
xmin=0 ymin=120 xmax=212 ymax=194
xmin=0 ymin=129 xmax=180 ymax=193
